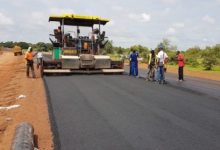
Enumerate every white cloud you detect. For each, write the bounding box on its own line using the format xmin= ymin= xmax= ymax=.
xmin=31 ymin=12 xmax=47 ymax=26
xmin=173 ymin=22 xmax=185 ymax=28
xmin=158 ymin=8 xmax=171 ymax=17
xmin=164 ymin=8 xmax=171 ymax=13
xmin=141 ymin=13 xmax=151 ymax=22
xmin=202 ymin=15 xmax=215 ymax=24
xmin=168 ymin=36 xmax=178 ymax=43
xmin=128 ymin=13 xmax=137 ymax=20
xmin=112 ymin=6 xmax=124 ymax=11
xmin=0 ymin=12 xmax=13 ymax=26
xmin=49 ymin=8 xmax=75 ymax=15
xmin=202 ymin=38 xmax=216 ymax=43
xmin=161 ymin=0 xmax=178 ymax=4
xmin=166 ymin=27 xmax=176 ymax=35
xmin=165 ymin=22 xmax=184 ymax=36
xmin=128 ymin=13 xmax=151 ymax=22
xmin=202 ymin=38 xmax=208 ymax=42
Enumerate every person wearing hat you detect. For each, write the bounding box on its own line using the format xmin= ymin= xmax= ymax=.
xmin=25 ymin=47 xmax=36 ymax=78
xmin=157 ymin=46 xmax=168 ymax=84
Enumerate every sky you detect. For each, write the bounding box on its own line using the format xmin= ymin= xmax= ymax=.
xmin=0 ymin=0 xmax=220 ymax=50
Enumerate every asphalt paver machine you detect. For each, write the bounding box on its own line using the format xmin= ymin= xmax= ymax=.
xmin=42 ymin=14 xmax=124 ymax=75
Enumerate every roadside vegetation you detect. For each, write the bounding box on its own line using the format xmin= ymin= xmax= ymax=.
xmin=1 ymin=39 xmax=220 ymax=71
xmin=0 ymin=41 xmax=52 ymax=52
xmin=101 ymin=39 xmax=220 ymax=72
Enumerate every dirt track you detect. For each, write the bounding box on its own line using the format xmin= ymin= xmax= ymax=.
xmin=0 ymin=51 xmax=53 ymax=150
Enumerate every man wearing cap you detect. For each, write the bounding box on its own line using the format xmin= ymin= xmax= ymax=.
xmin=25 ymin=47 xmax=36 ymax=78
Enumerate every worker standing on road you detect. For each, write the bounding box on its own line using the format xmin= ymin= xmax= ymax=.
xmin=146 ymin=49 xmax=157 ymax=81
xmin=25 ymin=47 xmax=36 ymax=78
xmin=129 ymin=50 xmax=139 ymax=77
xmin=176 ymin=51 xmax=185 ymax=81
xmin=157 ymin=46 xmax=168 ymax=84
xmin=37 ymin=50 xmax=43 ymax=69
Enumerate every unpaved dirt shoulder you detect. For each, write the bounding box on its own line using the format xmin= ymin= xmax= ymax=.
xmin=0 ymin=51 xmax=53 ymax=150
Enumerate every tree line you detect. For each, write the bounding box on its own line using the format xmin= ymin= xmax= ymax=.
xmin=0 ymin=41 xmax=53 ymax=52
xmin=1 ymin=40 xmax=219 ymax=70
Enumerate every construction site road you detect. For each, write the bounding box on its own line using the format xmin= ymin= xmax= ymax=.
xmin=44 ymin=75 xmax=220 ymax=150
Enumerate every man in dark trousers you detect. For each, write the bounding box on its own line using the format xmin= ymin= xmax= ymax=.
xmin=25 ymin=47 xmax=36 ymax=78
xmin=157 ymin=47 xmax=168 ymax=84
xmin=146 ymin=49 xmax=157 ymax=81
xmin=176 ymin=51 xmax=185 ymax=81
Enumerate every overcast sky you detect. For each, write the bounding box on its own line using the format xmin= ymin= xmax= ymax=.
xmin=0 ymin=0 xmax=220 ymax=50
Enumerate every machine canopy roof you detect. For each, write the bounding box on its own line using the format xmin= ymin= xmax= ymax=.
xmin=49 ymin=14 xmax=109 ymax=26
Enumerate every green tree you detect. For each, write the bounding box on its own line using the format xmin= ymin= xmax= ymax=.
xmin=185 ymin=47 xmax=201 ymax=57
xmin=130 ymin=45 xmax=149 ymax=58
xmin=213 ymin=44 xmax=220 ymax=65
xmin=102 ymin=40 xmax=113 ymax=54
xmin=4 ymin=41 xmax=14 ymax=48
xmin=185 ymin=57 xmax=199 ymax=67
xmin=185 ymin=47 xmax=202 ymax=67
xmin=202 ymin=50 xmax=217 ymax=70
xmin=17 ymin=42 xmax=30 ymax=49
xmin=115 ymin=46 xmax=124 ymax=54
xmin=34 ymin=42 xmax=47 ymax=51
xmin=156 ymin=38 xmax=178 ymax=51
xmin=128 ymin=45 xmax=149 ymax=63
xmin=45 ymin=43 xmax=53 ymax=51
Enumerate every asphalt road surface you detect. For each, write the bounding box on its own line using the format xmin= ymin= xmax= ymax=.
xmin=44 ymin=75 xmax=220 ymax=150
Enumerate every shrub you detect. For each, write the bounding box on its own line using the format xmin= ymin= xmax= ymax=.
xmin=202 ymin=56 xmax=217 ymax=70
xmin=185 ymin=58 xmax=199 ymax=67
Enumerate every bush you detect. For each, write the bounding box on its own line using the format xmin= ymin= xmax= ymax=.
xmin=185 ymin=58 xmax=199 ymax=67
xmin=202 ymin=56 xmax=217 ymax=70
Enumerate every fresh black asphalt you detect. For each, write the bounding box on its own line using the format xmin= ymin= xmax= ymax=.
xmin=44 ymin=75 xmax=220 ymax=150
xmin=133 ymin=66 xmax=220 ymax=100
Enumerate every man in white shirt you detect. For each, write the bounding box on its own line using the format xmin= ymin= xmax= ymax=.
xmin=157 ymin=47 xmax=168 ymax=84
xmin=37 ymin=51 xmax=43 ymax=69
